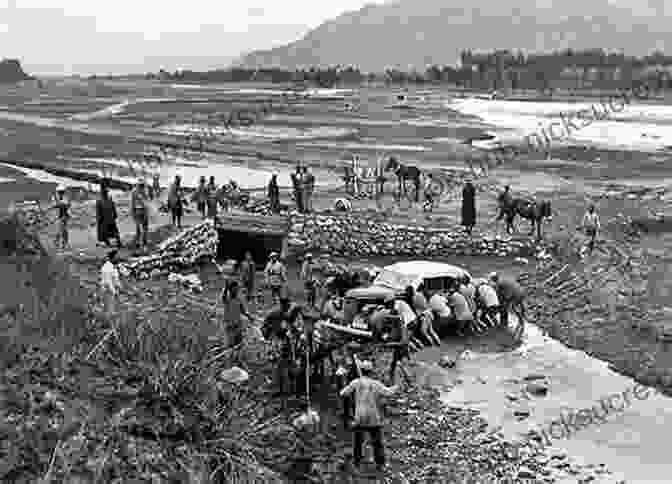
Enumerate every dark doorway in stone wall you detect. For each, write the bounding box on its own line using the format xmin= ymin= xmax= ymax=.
xmin=216 ymin=228 xmax=285 ymax=267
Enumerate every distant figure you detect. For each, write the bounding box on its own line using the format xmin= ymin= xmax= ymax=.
xmin=304 ymin=166 xmax=315 ymax=213
xmin=461 ymin=180 xmax=476 ymax=235
xmin=423 ymin=173 xmax=435 ymax=212
xmin=131 ymin=178 xmax=149 ymax=248
xmin=151 ymin=174 xmax=161 ymax=200
xmin=100 ymin=249 xmax=121 ymax=315
xmin=581 ymin=204 xmax=600 ymax=254
xmin=267 ymin=174 xmax=280 ymax=214
xmin=167 ymin=175 xmax=184 ymax=228
xmin=238 ymin=250 xmax=256 ymax=303
xmin=375 ymin=154 xmax=386 ymax=198
xmin=96 ymin=182 xmax=122 ymax=248
xmin=206 ymin=176 xmax=218 ymax=218
xmin=496 ymin=185 xmax=514 ymax=233
xmin=52 ymin=184 xmax=71 ymax=250
xmin=193 ymin=176 xmax=207 ymax=218
xmin=291 ymin=165 xmax=303 ymax=212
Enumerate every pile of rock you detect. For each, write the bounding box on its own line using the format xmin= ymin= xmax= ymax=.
xmin=288 ymin=213 xmax=536 ymax=258
xmin=119 ymin=220 xmax=217 ymax=279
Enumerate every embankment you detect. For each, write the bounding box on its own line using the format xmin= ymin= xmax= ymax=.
xmin=287 ymin=212 xmax=538 ymax=258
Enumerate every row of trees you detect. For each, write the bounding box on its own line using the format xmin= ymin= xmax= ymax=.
xmin=121 ymin=49 xmax=672 ymax=91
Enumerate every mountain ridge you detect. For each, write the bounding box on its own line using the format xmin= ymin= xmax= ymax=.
xmin=236 ymin=0 xmax=672 ymax=72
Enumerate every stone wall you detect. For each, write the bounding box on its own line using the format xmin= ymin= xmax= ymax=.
xmin=287 ymin=213 xmax=537 ymax=258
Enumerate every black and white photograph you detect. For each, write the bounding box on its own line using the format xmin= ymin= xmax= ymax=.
xmin=1 ymin=0 xmax=671 ymax=482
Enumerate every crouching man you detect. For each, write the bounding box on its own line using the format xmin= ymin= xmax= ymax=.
xmin=474 ymin=278 xmax=501 ymax=329
xmin=339 ymin=359 xmax=399 ymax=473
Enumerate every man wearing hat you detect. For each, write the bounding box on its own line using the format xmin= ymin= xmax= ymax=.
xmin=52 ymin=184 xmax=71 ymax=250
xmin=264 ymin=251 xmax=287 ymax=304
xmin=131 ymin=178 xmax=149 ymax=248
xmin=339 ymin=358 xmax=399 ymax=472
xmin=300 ymin=252 xmax=319 ymax=307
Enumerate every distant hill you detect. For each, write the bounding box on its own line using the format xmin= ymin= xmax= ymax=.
xmin=0 ymin=59 xmax=31 ymax=83
xmin=236 ymin=0 xmax=672 ymax=72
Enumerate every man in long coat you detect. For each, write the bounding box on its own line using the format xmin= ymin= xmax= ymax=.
xmin=267 ymin=174 xmax=280 ymax=214
xmin=96 ymin=181 xmax=122 ymax=248
xmin=461 ymin=180 xmax=476 ymax=235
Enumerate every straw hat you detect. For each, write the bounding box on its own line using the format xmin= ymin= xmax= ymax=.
xmin=358 ymin=360 xmax=373 ymax=371
xmin=56 ymin=184 xmax=66 ymax=192
xmin=488 ymin=271 xmax=499 ymax=281
xmin=269 ymin=251 xmax=279 ymax=258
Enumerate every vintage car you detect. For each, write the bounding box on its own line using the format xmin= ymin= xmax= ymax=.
xmin=343 ymin=261 xmax=471 ymax=323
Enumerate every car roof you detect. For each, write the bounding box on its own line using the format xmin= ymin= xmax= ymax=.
xmin=381 ymin=261 xmax=470 ymax=279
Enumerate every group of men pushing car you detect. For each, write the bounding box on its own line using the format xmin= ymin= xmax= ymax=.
xmin=262 ymin=268 xmax=527 ymax=396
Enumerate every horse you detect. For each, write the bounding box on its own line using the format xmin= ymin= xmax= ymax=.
xmin=503 ymin=198 xmax=552 ymax=239
xmin=384 ymin=157 xmax=422 ymax=202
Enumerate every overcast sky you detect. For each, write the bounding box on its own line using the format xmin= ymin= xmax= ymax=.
xmin=0 ymin=0 xmax=386 ymax=75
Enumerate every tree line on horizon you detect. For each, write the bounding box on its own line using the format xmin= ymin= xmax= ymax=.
xmin=91 ymin=49 xmax=672 ymax=92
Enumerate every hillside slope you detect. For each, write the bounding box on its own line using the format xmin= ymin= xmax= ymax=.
xmin=236 ymin=0 xmax=672 ymax=71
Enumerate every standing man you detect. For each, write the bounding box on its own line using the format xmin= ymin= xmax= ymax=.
xmin=52 ymin=184 xmax=71 ymax=250
xmin=167 ymin=175 xmax=184 ymax=228
xmin=206 ymin=176 xmax=219 ymax=218
xmin=193 ymin=176 xmax=208 ymax=218
xmin=304 ymin=166 xmax=315 ymax=213
xmin=151 ymin=173 xmax=161 ymax=200
xmin=375 ymin=154 xmax=386 ymax=200
xmin=221 ymin=280 xmax=251 ymax=347
xmin=339 ymin=360 xmax=399 ymax=472
xmin=300 ymin=252 xmax=319 ymax=307
xmin=496 ymin=185 xmax=514 ymax=234
xmin=461 ymin=180 xmax=476 ymax=235
xmin=262 ymin=296 xmax=302 ymax=396
xmin=238 ymin=250 xmax=256 ymax=303
xmin=264 ymin=252 xmax=287 ymax=304
xmin=489 ymin=272 xmax=526 ymax=337
xmin=581 ymin=204 xmax=600 ymax=255
xmin=291 ymin=165 xmax=303 ymax=212
xmin=384 ymin=297 xmax=412 ymax=385
xmin=96 ymin=182 xmax=122 ymax=248
xmin=267 ymin=173 xmax=280 ymax=214
xmin=100 ymin=249 xmax=121 ymax=315
xmin=131 ymin=178 xmax=149 ymax=249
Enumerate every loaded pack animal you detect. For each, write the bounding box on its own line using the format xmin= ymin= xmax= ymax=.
xmin=501 ymin=197 xmax=552 ymax=239
xmin=385 ymin=156 xmax=422 ymax=202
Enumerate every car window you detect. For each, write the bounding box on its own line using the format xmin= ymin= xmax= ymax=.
xmin=423 ymin=277 xmax=445 ymax=292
